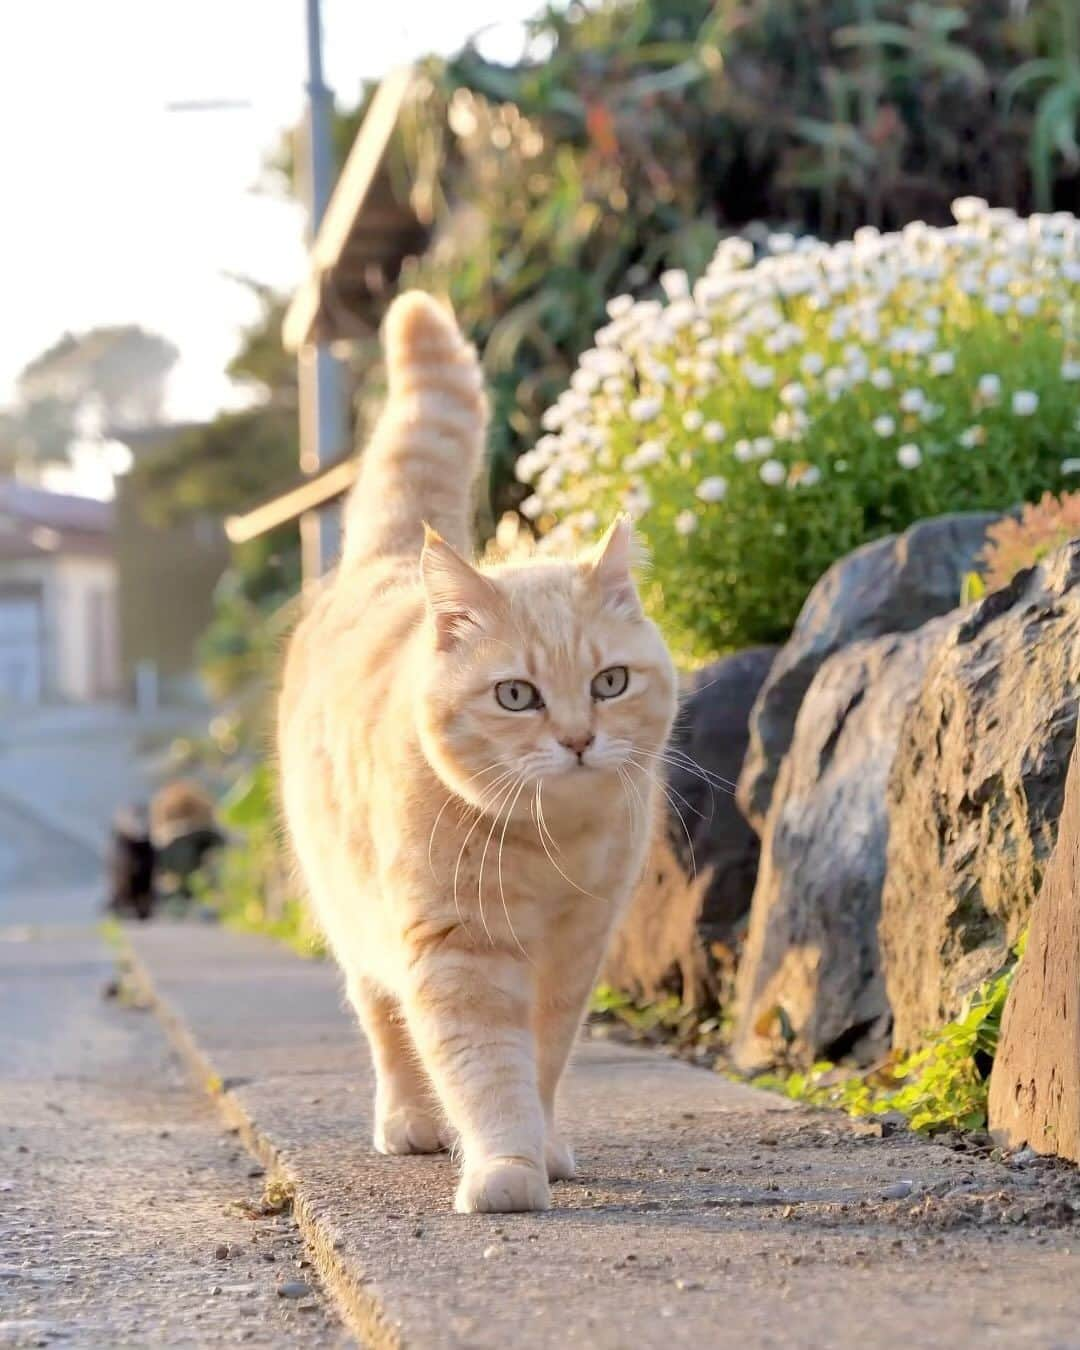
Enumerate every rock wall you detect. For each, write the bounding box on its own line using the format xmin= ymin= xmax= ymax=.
xmin=733 ymin=617 xmax=953 ymax=1070
xmin=881 ymin=541 xmax=1080 ymax=1052
xmin=738 ymin=513 xmax=996 ymax=832
xmin=989 ymin=739 xmax=1080 ymax=1162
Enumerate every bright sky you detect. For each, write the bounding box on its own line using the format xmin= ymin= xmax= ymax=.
xmin=0 ymin=0 xmax=545 ymax=420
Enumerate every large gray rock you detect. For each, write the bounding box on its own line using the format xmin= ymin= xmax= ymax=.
xmin=882 ymin=540 xmax=1080 ymax=1052
xmin=989 ymin=738 xmax=1080 ymax=1162
xmin=732 ymin=616 xmax=954 ymax=1071
xmin=605 ymin=647 xmax=776 ymax=1006
xmin=737 ymin=513 xmax=997 ymax=831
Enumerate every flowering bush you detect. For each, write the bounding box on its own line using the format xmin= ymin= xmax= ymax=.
xmin=519 ymin=199 xmax=1080 ymax=658
xmin=979 ymin=490 xmax=1080 ymax=592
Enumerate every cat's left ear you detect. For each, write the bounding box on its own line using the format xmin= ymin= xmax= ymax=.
xmin=421 ymin=525 xmax=502 ymax=651
xmin=582 ymin=515 xmax=643 ymax=619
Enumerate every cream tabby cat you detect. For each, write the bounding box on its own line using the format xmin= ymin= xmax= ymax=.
xmin=278 ymin=292 xmax=676 ymax=1213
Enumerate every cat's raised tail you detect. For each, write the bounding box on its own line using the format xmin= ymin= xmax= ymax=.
xmin=342 ymin=291 xmax=488 ymax=565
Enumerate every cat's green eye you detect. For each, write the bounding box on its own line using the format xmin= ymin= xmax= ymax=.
xmin=495 ymin=679 xmax=544 ymax=712
xmin=591 ymin=665 xmax=629 ymax=700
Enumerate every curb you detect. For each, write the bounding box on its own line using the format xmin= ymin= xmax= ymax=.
xmin=122 ymin=933 xmax=403 ymax=1350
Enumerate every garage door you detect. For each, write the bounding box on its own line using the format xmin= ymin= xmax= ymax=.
xmin=0 ymin=596 xmax=43 ymax=703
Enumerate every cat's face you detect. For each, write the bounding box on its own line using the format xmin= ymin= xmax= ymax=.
xmin=417 ymin=518 xmax=677 ymax=813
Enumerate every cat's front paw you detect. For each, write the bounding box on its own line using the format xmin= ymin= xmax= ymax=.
xmin=455 ymin=1158 xmax=551 ymax=1213
xmin=374 ymin=1107 xmax=451 ymax=1156
xmin=545 ymin=1132 xmax=576 ymax=1181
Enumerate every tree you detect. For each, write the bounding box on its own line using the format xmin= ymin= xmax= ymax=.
xmin=3 ymin=325 xmax=178 ymax=474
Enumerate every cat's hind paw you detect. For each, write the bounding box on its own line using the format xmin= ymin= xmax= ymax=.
xmin=374 ymin=1107 xmax=451 ymax=1156
xmin=545 ymin=1133 xmax=576 ymax=1181
xmin=455 ymin=1158 xmax=551 ymax=1213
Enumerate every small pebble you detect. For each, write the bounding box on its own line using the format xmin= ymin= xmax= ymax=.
xmin=881 ymin=1180 xmax=914 ymax=1201
xmin=215 ymin=1244 xmax=230 ymax=1261
xmin=277 ymin=1281 xmax=310 ymax=1299
xmin=675 ymin=1278 xmax=702 ymax=1292
xmin=482 ymin=1245 xmax=499 ymax=1259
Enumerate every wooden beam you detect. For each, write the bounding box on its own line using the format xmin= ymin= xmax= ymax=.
xmin=282 ymin=66 xmax=416 ymax=353
xmin=224 ymin=459 xmax=357 ymax=544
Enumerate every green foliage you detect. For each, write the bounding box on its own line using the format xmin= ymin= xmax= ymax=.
xmin=191 ymin=761 xmax=323 ymax=958
xmin=757 ymin=939 xmax=1026 ymax=1133
xmin=350 ymin=0 xmax=1080 ymax=511
xmin=525 ymin=202 xmax=1080 ymax=658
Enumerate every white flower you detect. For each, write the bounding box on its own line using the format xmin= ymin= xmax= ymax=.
xmin=606 ymin=295 xmax=634 ymax=320
xmin=623 ymin=440 xmax=665 ymax=471
xmin=753 ymin=437 xmax=775 ymax=457
xmin=987 ymin=293 xmax=1011 ymax=315
xmin=520 ymin=494 xmax=545 ymax=519
xmin=959 ymin=426 xmax=986 ymax=449
xmin=1012 ymin=390 xmax=1039 ymax=416
xmin=745 ymin=361 xmax=776 ymax=389
xmin=659 ymin=269 xmax=690 ymax=300
xmin=674 ymin=509 xmax=699 ymax=536
xmin=759 ymin=459 xmax=786 ymax=486
xmin=780 ymin=382 xmax=808 ymax=408
xmin=929 ymin=352 xmax=955 ymax=376
xmin=1063 ymin=361 xmax=1080 ymax=381
xmin=977 ymin=374 xmax=1001 ymax=402
xmin=1062 ymin=458 xmax=1080 ymax=474
xmin=733 ymin=439 xmax=754 ymax=463
xmin=870 ymin=368 xmax=894 ymax=391
xmin=1017 ymin=294 xmax=1040 ymax=317
xmin=695 ymin=476 xmax=728 ymax=503
xmin=683 ymin=410 xmax=704 ymax=432
xmin=703 ymin=421 xmax=725 ymax=443
xmin=824 ymin=367 xmax=848 ymax=398
xmin=899 ymin=389 xmax=926 ymax=414
xmin=897 ymin=443 xmax=922 ymax=470
xmin=793 ymin=465 xmax=821 ymax=488
xmin=629 ymin=396 xmax=662 ymax=423
xmin=873 ymin=415 xmax=896 ymax=438
xmin=952 ymin=196 xmax=988 ymax=222
xmin=801 ymin=352 xmax=825 ymax=377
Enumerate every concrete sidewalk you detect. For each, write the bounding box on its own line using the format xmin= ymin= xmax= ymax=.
xmin=127 ymin=924 xmax=1080 ymax=1350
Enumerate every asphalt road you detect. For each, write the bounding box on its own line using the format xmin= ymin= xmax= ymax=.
xmin=0 ymin=794 xmax=101 ymax=928
xmin=0 ymin=794 xmax=350 ymax=1348
xmin=0 ymin=932 xmax=348 ymax=1348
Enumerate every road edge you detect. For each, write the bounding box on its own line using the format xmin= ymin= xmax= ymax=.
xmin=122 ymin=931 xmax=404 ymax=1350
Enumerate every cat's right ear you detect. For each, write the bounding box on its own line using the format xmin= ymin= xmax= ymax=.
xmin=420 ymin=525 xmax=501 ymax=652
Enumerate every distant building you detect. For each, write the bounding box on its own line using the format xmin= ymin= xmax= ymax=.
xmin=0 ymin=480 xmax=118 ymax=703
xmin=111 ymin=425 xmax=230 ymax=707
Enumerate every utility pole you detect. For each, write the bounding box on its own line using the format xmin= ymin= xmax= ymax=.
xmin=299 ymin=0 xmax=347 ymax=583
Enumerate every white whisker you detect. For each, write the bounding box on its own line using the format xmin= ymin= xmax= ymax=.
xmin=497 ymin=777 xmax=532 ymax=962
xmin=476 ymin=774 xmax=523 ymax=947
xmin=628 ymin=755 xmax=698 ymax=881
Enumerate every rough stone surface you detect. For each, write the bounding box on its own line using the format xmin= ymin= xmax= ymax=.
xmin=605 ymin=648 xmax=776 ymax=1004
xmin=128 ymin=924 xmax=1080 ymax=1350
xmin=989 ymin=738 xmax=1080 ymax=1162
xmin=882 ymin=540 xmax=1080 ymax=1052
xmin=733 ymin=616 xmax=954 ymax=1071
xmin=738 ymin=512 xmax=996 ymax=831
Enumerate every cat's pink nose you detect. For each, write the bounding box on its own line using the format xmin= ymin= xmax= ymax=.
xmin=560 ymin=733 xmax=595 ymax=761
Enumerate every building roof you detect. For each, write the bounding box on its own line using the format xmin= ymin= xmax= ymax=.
xmin=0 ymin=480 xmax=113 ymax=562
xmin=282 ymin=67 xmax=430 ymax=352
